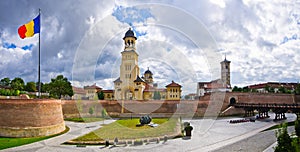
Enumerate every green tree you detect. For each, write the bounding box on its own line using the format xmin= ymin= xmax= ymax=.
xmin=11 ymin=77 xmax=25 ymax=91
xmin=232 ymin=86 xmax=240 ymax=92
xmin=242 ymin=86 xmax=250 ymax=92
xmin=41 ymin=82 xmax=48 ymax=93
xmin=89 ymin=107 xmax=94 ymax=116
xmin=153 ymin=91 xmax=161 ymax=100
xmin=295 ymin=120 xmax=300 ymax=138
xmin=102 ymin=109 xmax=108 ymax=118
xmin=275 ymin=123 xmax=294 ymax=152
xmin=294 ymin=83 xmax=300 ymax=95
xmin=98 ymin=91 xmax=104 ymax=100
xmin=184 ymin=95 xmax=190 ymax=100
xmin=25 ymin=81 xmax=37 ymax=92
xmin=48 ymin=75 xmax=73 ymax=99
xmin=264 ymin=85 xmax=270 ymax=92
xmin=0 ymin=77 xmax=10 ymax=87
xmin=251 ymin=89 xmax=258 ymax=93
xmin=278 ymin=86 xmax=287 ymax=93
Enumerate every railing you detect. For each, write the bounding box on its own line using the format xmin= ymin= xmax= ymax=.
xmin=231 ymin=103 xmax=300 ymax=109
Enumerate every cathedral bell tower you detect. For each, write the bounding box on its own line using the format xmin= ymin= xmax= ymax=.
xmin=114 ymin=28 xmax=141 ymax=100
xmin=220 ymin=56 xmax=231 ymax=88
xmin=123 ymin=28 xmax=137 ymax=51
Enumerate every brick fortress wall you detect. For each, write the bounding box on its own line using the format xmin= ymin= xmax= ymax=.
xmin=0 ymin=99 xmax=65 ymax=137
xmin=61 ymin=93 xmax=300 ymax=118
xmin=221 ymin=92 xmax=298 ymax=115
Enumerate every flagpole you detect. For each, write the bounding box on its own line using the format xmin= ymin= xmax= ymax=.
xmin=38 ymin=8 xmax=41 ymax=98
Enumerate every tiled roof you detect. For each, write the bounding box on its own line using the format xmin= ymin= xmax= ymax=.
xmin=102 ymin=90 xmax=114 ymax=93
xmin=113 ymin=77 xmax=122 ymax=83
xmin=84 ymin=83 xmax=102 ymax=89
xmin=166 ymin=81 xmax=182 ymax=87
xmin=198 ymin=79 xmax=228 ymax=89
xmin=248 ymin=82 xmax=298 ymax=89
xmin=134 ymin=75 xmax=145 ymax=83
xmin=144 ymin=84 xmax=166 ymax=92
xmin=72 ymin=86 xmax=86 ymax=94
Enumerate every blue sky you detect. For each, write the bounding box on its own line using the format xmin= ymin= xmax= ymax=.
xmin=0 ymin=0 xmax=300 ymax=95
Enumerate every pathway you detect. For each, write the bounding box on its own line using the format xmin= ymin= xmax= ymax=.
xmin=2 ymin=120 xmax=115 ymax=152
xmin=1 ymin=113 xmax=297 ymax=152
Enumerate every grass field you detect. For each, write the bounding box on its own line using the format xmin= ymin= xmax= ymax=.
xmin=64 ymin=117 xmax=105 ymax=123
xmin=0 ymin=126 xmax=69 ymax=150
xmin=72 ymin=118 xmax=180 ymax=142
xmin=263 ymin=121 xmax=296 ymax=131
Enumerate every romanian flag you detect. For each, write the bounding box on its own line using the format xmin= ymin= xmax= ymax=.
xmin=18 ymin=15 xmax=40 ymax=39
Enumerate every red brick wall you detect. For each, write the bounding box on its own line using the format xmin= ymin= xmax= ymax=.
xmin=61 ymin=93 xmax=298 ymax=118
xmin=224 ymin=92 xmax=295 ymax=105
xmin=0 ymin=99 xmax=64 ymax=127
xmin=221 ymin=92 xmax=297 ymax=115
xmin=0 ymin=99 xmax=65 ymax=137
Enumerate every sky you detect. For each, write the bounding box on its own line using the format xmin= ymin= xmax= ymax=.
xmin=0 ymin=0 xmax=300 ymax=95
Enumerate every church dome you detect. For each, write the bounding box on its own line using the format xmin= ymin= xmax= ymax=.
xmin=144 ymin=68 xmax=153 ymax=75
xmin=123 ymin=28 xmax=137 ymax=40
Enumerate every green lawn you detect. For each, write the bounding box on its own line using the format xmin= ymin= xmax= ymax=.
xmin=0 ymin=126 xmax=69 ymax=150
xmin=64 ymin=117 xmax=105 ymax=123
xmin=72 ymin=118 xmax=180 ymax=142
xmin=263 ymin=121 xmax=296 ymax=131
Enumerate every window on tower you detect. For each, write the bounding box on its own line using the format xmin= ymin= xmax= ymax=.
xmin=125 ymin=65 xmax=131 ymax=71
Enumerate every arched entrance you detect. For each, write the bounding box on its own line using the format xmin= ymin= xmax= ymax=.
xmin=124 ymin=89 xmax=133 ymax=100
xmin=230 ymin=97 xmax=236 ymax=105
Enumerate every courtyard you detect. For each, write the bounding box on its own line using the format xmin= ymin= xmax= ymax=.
xmin=1 ymin=113 xmax=297 ymax=152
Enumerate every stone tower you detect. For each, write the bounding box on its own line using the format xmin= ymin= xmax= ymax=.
xmin=114 ymin=28 xmax=142 ymax=100
xmin=143 ymin=67 xmax=154 ymax=85
xmin=220 ymin=56 xmax=231 ymax=88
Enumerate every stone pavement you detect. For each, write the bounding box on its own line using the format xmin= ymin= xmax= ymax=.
xmin=1 ymin=113 xmax=297 ymax=152
xmin=213 ymin=126 xmax=295 ymax=152
xmin=1 ymin=120 xmax=116 ymax=152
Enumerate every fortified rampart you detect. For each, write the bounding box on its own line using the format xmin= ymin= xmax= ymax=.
xmin=61 ymin=93 xmax=300 ymax=118
xmin=221 ymin=92 xmax=298 ymax=115
xmin=0 ymin=99 xmax=65 ymax=137
xmin=1 ymin=93 xmax=296 ymax=137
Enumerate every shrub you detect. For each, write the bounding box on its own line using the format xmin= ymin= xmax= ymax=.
xmin=88 ymin=107 xmax=94 ymax=116
xmin=295 ymin=120 xmax=300 ymax=138
xmin=101 ymin=109 xmax=108 ymax=118
xmin=275 ymin=123 xmax=294 ymax=152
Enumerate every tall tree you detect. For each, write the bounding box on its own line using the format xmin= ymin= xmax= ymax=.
xmin=264 ymin=85 xmax=270 ymax=92
xmin=295 ymin=120 xmax=300 ymax=138
xmin=48 ymin=75 xmax=73 ymax=99
xmin=242 ymin=86 xmax=250 ymax=92
xmin=294 ymin=83 xmax=300 ymax=95
xmin=153 ymin=91 xmax=161 ymax=100
xmin=0 ymin=77 xmax=11 ymax=87
xmin=25 ymin=81 xmax=37 ymax=92
xmin=11 ymin=77 xmax=25 ymax=91
xmin=275 ymin=124 xmax=295 ymax=152
xmin=98 ymin=91 xmax=104 ymax=100
xmin=278 ymin=86 xmax=287 ymax=93
xmin=232 ymin=86 xmax=242 ymax=92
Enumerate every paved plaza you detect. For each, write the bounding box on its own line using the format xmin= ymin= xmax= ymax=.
xmin=1 ymin=113 xmax=297 ymax=152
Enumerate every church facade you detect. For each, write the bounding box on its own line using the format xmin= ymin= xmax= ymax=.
xmin=114 ymin=28 xmax=181 ymax=100
xmin=197 ymin=57 xmax=232 ymax=97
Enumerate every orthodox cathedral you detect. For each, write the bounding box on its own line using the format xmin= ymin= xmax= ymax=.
xmin=113 ymin=28 xmax=182 ymax=100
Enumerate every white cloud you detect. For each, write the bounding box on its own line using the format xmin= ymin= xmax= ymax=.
xmin=209 ymin=0 xmax=226 ymax=8
xmin=1 ymin=0 xmax=300 ymax=95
